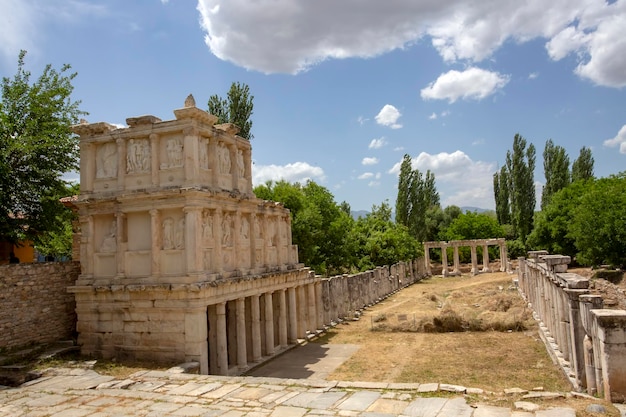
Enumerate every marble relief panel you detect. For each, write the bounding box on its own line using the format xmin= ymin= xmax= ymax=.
xmin=96 ymin=142 xmax=117 ymax=178
xmin=126 ymin=139 xmax=150 ymax=174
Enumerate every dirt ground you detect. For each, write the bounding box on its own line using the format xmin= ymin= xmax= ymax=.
xmin=311 ymin=271 xmax=622 ymax=415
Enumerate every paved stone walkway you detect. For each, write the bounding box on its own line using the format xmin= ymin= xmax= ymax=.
xmin=0 ymin=368 xmax=587 ymax=417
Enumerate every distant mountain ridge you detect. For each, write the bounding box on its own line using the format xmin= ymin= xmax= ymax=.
xmin=350 ymin=206 xmax=491 ymax=220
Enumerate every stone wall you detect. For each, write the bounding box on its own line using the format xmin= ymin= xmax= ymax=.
xmin=518 ymin=252 xmax=626 ymax=403
xmin=0 ymin=262 xmax=80 ymax=350
xmin=322 ymin=259 xmax=426 ymax=325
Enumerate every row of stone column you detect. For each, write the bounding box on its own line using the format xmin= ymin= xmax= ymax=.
xmin=424 ymin=240 xmax=508 ymax=276
xmin=517 ymin=255 xmax=589 ymax=395
xmin=206 ymin=282 xmax=323 ymax=375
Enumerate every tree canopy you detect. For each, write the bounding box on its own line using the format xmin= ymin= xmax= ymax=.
xmin=0 ymin=51 xmax=84 ymax=245
xmin=207 ymin=82 xmax=254 ymax=140
xmin=541 ymin=139 xmax=570 ymax=210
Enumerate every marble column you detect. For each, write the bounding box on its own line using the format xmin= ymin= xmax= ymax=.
xmin=315 ymin=281 xmax=324 ymax=330
xmin=278 ymin=289 xmax=288 ymax=348
xmin=115 ymin=212 xmax=125 ymax=278
xmin=441 ymin=245 xmax=449 ymax=277
xmin=481 ymin=244 xmax=491 ymax=272
xmin=183 ymin=127 xmax=198 ymax=184
xmin=452 ymin=245 xmax=460 ymax=275
xmin=149 ymin=209 xmax=161 ymax=277
xmin=116 ymin=138 xmax=126 ymax=190
xmin=80 ymin=143 xmax=95 ymax=193
xmin=264 ymin=292 xmax=274 ymax=356
xmin=470 ymin=244 xmax=478 ymax=275
xmin=250 ymin=295 xmax=262 ymax=362
xmin=216 ymin=302 xmax=228 ymax=375
xmin=424 ymin=244 xmax=432 ymax=275
xmin=307 ymin=283 xmax=317 ymax=333
xmin=499 ymin=243 xmax=509 ymax=272
xmin=287 ymin=287 xmax=298 ymax=344
xmin=297 ymin=285 xmax=307 ymax=339
xmin=236 ymin=298 xmax=247 ymax=370
xmin=149 ymin=133 xmax=159 ymax=187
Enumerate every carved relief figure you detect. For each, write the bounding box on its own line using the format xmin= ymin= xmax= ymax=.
xmin=199 ymin=138 xmax=209 ymax=169
xmin=96 ymin=142 xmax=117 ymax=178
xmin=100 ymin=220 xmax=117 ymax=252
xmin=202 ymin=210 xmax=213 ymax=241
xmin=165 ymin=137 xmax=183 ymax=168
xmin=241 ymin=216 xmax=249 ymax=240
xmin=162 ymin=217 xmax=174 ymax=250
xmin=236 ymin=149 xmax=244 ymax=177
xmin=127 ymin=139 xmax=150 ymax=174
xmin=267 ymin=217 xmax=276 ymax=246
xmin=222 ymin=213 xmax=232 ymax=246
xmin=254 ymin=216 xmax=261 ymax=239
xmin=218 ymin=142 xmax=231 ymax=174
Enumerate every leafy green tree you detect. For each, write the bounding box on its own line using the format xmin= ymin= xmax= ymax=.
xmin=541 ymin=139 xmax=570 ymax=210
xmin=207 ymin=81 xmax=254 ymax=140
xmin=442 ymin=212 xmax=504 ymax=241
xmin=34 ymin=183 xmax=79 ymax=259
xmin=0 ymin=50 xmax=84 ymax=245
xmin=395 ymin=153 xmax=439 ymax=241
xmin=570 ymin=173 xmax=626 ymax=267
xmin=571 ymin=146 xmax=594 ymax=183
xmin=493 ymin=166 xmax=511 ymax=225
xmin=353 ymin=201 xmax=421 ymax=271
xmin=505 ymin=134 xmax=536 ymax=242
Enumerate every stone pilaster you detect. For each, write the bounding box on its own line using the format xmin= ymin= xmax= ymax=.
xmin=236 ymin=298 xmax=247 ymax=369
xmin=278 ymin=289 xmax=288 ymax=348
xmin=287 ymin=287 xmax=298 ymax=344
xmin=264 ymin=292 xmax=274 ymax=356
xmin=116 ymin=138 xmax=126 ymax=190
xmin=250 ymin=294 xmax=262 ymax=362
xmin=216 ymin=302 xmax=228 ymax=375
xmin=149 ymin=133 xmax=159 ymax=187
xmin=149 ymin=209 xmax=161 ymax=277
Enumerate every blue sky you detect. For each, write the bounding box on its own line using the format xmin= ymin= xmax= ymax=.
xmin=1 ymin=0 xmax=625 ymax=211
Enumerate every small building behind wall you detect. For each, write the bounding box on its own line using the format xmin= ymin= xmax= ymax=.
xmin=69 ymin=96 xmax=318 ymax=375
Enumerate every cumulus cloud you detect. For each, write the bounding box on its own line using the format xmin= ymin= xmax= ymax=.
xmin=604 ymin=125 xmax=626 ymax=154
xmin=375 ymin=105 xmax=402 ymax=129
xmin=389 ymin=150 xmax=495 ymax=208
xmin=362 ymin=157 xmax=379 ymax=165
xmin=358 ymin=172 xmax=374 ymax=180
xmin=421 ymin=67 xmax=510 ymax=103
xmin=428 ymin=113 xmax=438 ymax=120
xmin=196 ymin=0 xmax=626 ymax=87
xmin=368 ymin=137 xmax=387 ymax=149
xmin=252 ymin=161 xmax=325 ymax=185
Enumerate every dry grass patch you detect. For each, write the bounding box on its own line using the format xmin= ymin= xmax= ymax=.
xmin=321 ymin=272 xmax=573 ymax=393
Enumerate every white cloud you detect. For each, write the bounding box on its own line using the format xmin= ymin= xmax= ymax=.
xmin=421 ymin=67 xmax=509 ymax=103
xmin=368 ymin=181 xmax=381 ymax=187
xmin=388 ymin=150 xmax=496 ymax=208
xmin=375 ymin=105 xmax=402 ymax=129
xmin=368 ymin=137 xmax=387 ymax=149
xmin=196 ymin=0 xmax=626 ymax=87
xmin=393 ymin=146 xmax=405 ymax=151
xmin=358 ymin=172 xmax=374 ymax=180
xmin=528 ymin=72 xmax=539 ymax=79
xmin=604 ymin=125 xmax=626 ymax=154
xmin=252 ymin=161 xmax=325 ymax=185
xmin=357 ymin=116 xmax=369 ymax=125
xmin=428 ymin=112 xmax=437 ymax=120
xmin=472 ymin=138 xmax=486 ymax=146
xmin=362 ymin=157 xmax=379 ymax=166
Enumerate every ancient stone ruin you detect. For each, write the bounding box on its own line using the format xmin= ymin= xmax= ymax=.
xmin=424 ymin=238 xmax=509 ymax=276
xmin=68 ymin=96 xmax=425 ymax=376
xmin=518 ymin=252 xmax=626 ymax=402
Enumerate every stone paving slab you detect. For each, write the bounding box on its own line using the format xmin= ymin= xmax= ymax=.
xmin=0 ymin=369 xmax=585 ymax=417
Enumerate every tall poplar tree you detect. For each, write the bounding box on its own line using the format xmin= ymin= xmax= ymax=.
xmin=493 ymin=166 xmax=511 ymax=225
xmin=395 ymin=154 xmax=439 ymax=241
xmin=571 ymin=146 xmax=594 ymax=183
xmin=505 ymin=134 xmax=536 ymax=241
xmin=541 ymin=139 xmax=570 ymax=209
xmin=207 ymin=81 xmax=254 ymax=140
